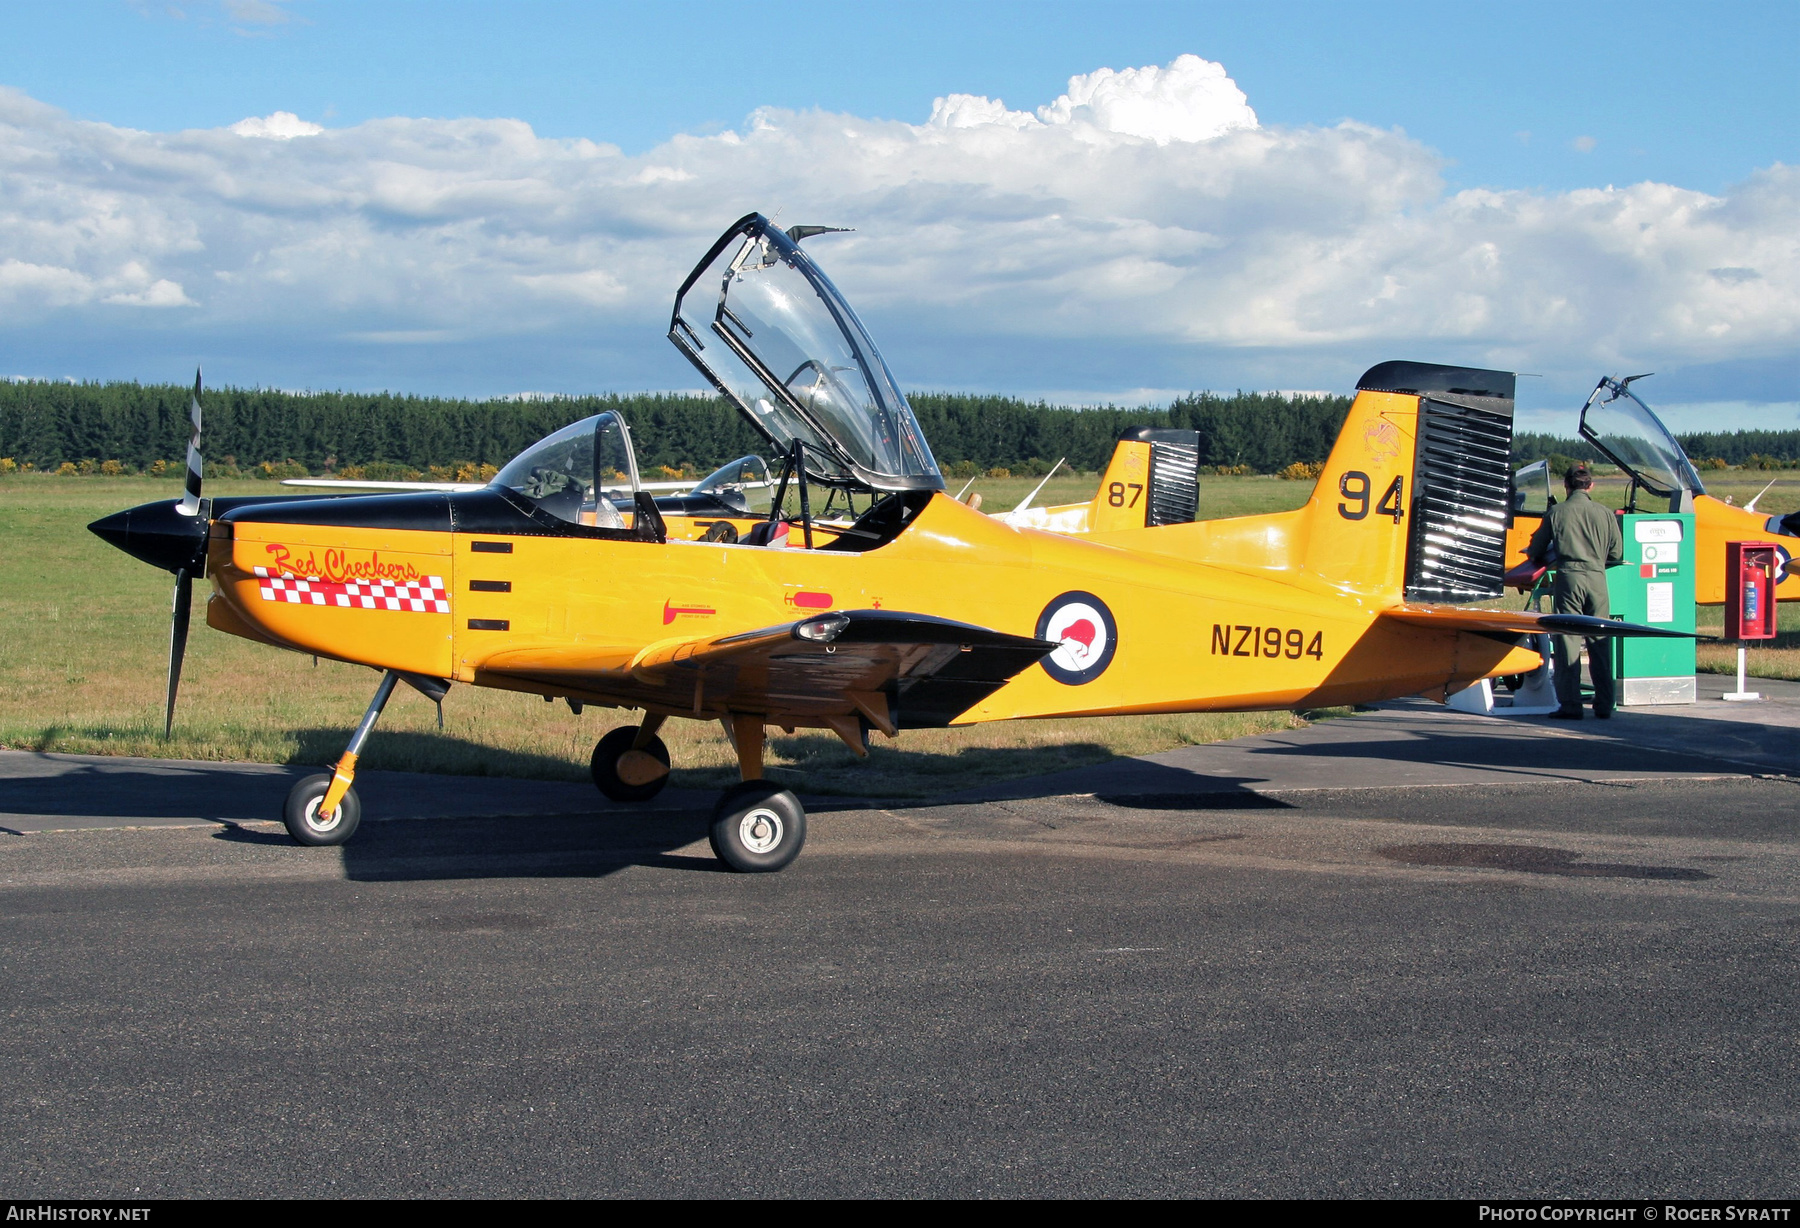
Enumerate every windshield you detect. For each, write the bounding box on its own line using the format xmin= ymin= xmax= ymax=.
xmin=669 ymin=214 xmax=942 ymax=492
xmin=691 ymin=453 xmax=773 ymax=514
xmin=1512 ymin=459 xmax=1554 ymax=518
xmin=693 ymin=454 xmax=772 ymax=496
xmin=492 ymin=411 xmax=641 ymax=528
xmin=1578 ymin=377 xmax=1704 ymax=500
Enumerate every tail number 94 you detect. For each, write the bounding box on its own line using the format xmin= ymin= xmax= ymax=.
xmin=1338 ymin=471 xmax=1404 ymax=523
xmin=1212 ymin=624 xmax=1324 ymax=660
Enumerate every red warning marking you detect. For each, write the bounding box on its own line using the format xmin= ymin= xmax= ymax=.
xmin=663 ymin=599 xmax=717 ymax=625
xmin=786 ymin=591 xmax=833 ymax=609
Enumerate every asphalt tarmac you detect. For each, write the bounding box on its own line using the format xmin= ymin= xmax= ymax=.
xmin=3 ymin=701 xmax=1798 ymax=1197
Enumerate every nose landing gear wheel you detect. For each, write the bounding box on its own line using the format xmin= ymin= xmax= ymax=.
xmin=709 ymin=781 xmax=805 ymax=873
xmin=283 ymin=773 xmax=363 ymax=846
xmin=591 ymin=725 xmax=671 ymax=802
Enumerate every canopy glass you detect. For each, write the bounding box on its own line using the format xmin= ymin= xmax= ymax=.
xmin=1579 ymin=377 xmax=1704 ymax=504
xmin=492 ymin=411 xmax=642 ymax=529
xmin=669 ymin=214 xmax=942 ymax=492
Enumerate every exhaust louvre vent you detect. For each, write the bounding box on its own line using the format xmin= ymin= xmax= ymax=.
xmin=1404 ymin=398 xmax=1513 ymax=602
xmin=1147 ymin=435 xmax=1201 ymax=526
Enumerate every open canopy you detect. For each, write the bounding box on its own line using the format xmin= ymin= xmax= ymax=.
xmin=668 ymin=213 xmax=943 ymax=493
xmin=1578 ymin=376 xmax=1704 ymax=505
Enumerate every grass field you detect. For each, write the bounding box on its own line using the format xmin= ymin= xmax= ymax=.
xmin=1695 ymin=605 xmax=1800 ymax=681
xmin=0 ymin=472 xmax=1322 ymax=795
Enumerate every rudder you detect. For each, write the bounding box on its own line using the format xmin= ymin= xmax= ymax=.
xmin=1301 ymin=362 xmax=1515 ymax=601
xmin=1090 ymin=428 xmax=1202 ymax=533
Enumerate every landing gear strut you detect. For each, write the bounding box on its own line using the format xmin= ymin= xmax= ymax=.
xmin=591 ymin=714 xmax=671 ymax=802
xmin=283 ymin=669 xmax=398 ymax=846
xmin=711 ymin=713 xmax=805 ymax=872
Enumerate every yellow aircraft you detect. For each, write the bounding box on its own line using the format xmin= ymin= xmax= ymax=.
xmin=1009 ymin=376 xmax=1800 ymax=608
xmin=1497 ymin=375 xmax=1800 ymax=605
xmin=90 ymin=213 xmax=1693 ymax=872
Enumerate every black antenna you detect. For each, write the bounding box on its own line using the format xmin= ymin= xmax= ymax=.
xmin=786 ymin=225 xmax=854 ymax=244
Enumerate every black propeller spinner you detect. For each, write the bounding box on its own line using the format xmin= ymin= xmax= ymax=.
xmin=87 ymin=368 xmax=207 ymax=736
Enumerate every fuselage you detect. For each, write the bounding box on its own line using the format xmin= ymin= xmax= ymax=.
xmin=202 ymin=484 xmax=1537 ymax=726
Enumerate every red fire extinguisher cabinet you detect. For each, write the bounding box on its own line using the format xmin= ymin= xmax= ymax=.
xmin=1725 ymin=541 xmax=1779 ymax=642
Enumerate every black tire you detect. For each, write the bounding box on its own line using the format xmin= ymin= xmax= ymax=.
xmin=590 ymin=725 xmax=671 ymax=802
xmin=283 ymin=772 xmax=362 ymax=846
xmin=709 ymin=781 xmax=805 ymax=873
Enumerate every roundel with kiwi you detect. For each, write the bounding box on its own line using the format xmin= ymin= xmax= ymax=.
xmin=1035 ymin=591 xmax=1118 ymax=686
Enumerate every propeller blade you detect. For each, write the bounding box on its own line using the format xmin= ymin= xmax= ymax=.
xmin=165 ymin=568 xmax=192 ymax=738
xmin=177 ymin=368 xmax=204 ymax=516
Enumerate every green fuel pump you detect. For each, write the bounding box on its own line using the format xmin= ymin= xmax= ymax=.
xmin=1607 ymin=512 xmax=1696 ymax=704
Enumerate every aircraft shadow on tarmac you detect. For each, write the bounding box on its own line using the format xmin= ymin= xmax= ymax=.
xmin=4 ymin=707 xmax=1778 ymax=879
xmin=212 ymin=811 xmax=727 ymax=881
xmin=0 ymin=757 xmax=308 ymax=824
xmin=0 ymin=729 xmax=587 ymax=823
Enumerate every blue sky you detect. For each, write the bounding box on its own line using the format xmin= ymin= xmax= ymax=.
xmin=1 ymin=0 xmax=1795 ymax=430
xmin=17 ymin=1 xmax=1796 ymax=193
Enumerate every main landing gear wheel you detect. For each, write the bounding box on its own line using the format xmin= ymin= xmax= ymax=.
xmin=284 ymin=773 xmax=363 ymax=846
xmin=591 ymin=725 xmax=671 ymax=802
xmin=709 ymin=781 xmax=805 ymax=873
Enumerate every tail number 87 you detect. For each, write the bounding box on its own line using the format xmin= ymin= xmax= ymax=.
xmin=1338 ymin=471 xmax=1404 ymax=523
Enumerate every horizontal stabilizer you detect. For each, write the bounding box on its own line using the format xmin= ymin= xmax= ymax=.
xmin=1379 ymin=605 xmax=1704 ymax=639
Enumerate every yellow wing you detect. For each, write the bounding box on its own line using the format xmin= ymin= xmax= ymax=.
xmin=477 ymin=609 xmax=1055 ymax=732
xmin=1378 ymin=605 xmax=1701 ymax=639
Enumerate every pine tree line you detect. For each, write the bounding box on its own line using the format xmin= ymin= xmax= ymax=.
xmin=910 ymin=391 xmax=1352 ymax=474
xmin=1514 ymin=430 xmax=1800 ymax=469
xmin=0 ymin=380 xmax=1354 ymax=477
xmin=4 ymin=378 xmax=1788 ymax=478
xmin=0 ymin=382 xmax=766 ymax=477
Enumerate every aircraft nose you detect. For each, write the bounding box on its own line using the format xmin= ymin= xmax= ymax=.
xmin=88 ymin=500 xmax=209 ymax=575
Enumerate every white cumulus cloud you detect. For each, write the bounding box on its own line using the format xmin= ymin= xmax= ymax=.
xmin=929 ymin=53 xmax=1258 ymax=144
xmin=229 ymin=111 xmax=322 ymax=139
xmin=0 ymin=57 xmax=1792 ymax=402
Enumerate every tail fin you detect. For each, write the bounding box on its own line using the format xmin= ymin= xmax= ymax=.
xmin=1089 ymin=428 xmax=1202 ymax=533
xmin=1301 ymin=362 xmax=1515 ymax=601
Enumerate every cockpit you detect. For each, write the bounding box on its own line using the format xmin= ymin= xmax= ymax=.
xmin=490 ymin=213 xmax=945 ymax=552
xmin=492 ymin=411 xmax=646 ymax=531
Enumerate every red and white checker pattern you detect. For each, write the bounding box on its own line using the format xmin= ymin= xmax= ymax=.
xmin=253 ymin=567 xmax=449 ymax=613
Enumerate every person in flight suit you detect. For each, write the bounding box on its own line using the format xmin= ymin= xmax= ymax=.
xmin=1526 ymin=461 xmax=1624 ymax=719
